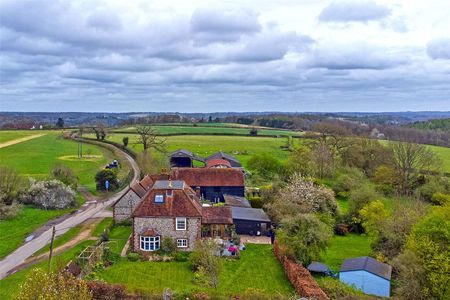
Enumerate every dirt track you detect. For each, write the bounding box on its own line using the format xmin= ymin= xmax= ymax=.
xmin=0 ymin=134 xmax=46 ymax=149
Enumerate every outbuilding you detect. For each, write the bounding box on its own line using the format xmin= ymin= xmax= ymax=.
xmin=339 ymin=256 xmax=392 ymax=298
xmin=230 ymin=206 xmax=271 ymax=235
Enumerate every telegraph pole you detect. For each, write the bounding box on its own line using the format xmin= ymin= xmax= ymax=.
xmin=48 ymin=226 xmax=56 ymax=273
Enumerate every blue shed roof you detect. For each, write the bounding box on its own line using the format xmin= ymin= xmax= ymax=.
xmin=340 ymin=256 xmax=392 ymax=280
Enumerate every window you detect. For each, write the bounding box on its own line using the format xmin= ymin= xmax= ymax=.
xmin=177 ymin=239 xmax=188 ymax=248
xmin=166 ymin=190 xmax=173 ymax=197
xmin=154 ymin=194 xmax=164 ymax=203
xmin=140 ymin=236 xmax=160 ymax=251
xmin=176 ymin=217 xmax=186 ymax=230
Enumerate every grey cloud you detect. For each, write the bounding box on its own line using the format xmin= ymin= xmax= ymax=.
xmin=86 ymin=11 xmax=122 ymax=32
xmin=319 ymin=1 xmax=391 ymax=23
xmin=307 ymin=42 xmax=408 ymax=70
xmin=427 ymin=38 xmax=450 ymax=60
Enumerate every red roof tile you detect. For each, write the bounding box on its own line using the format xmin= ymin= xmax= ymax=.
xmin=133 ymin=184 xmax=202 ymax=218
xmin=141 ymin=228 xmax=158 ymax=236
xmin=206 ymin=159 xmax=232 ymax=168
xmin=130 ymin=181 xmax=147 ymax=198
xmin=202 ymin=206 xmax=233 ymax=224
xmin=171 ymin=168 xmax=244 ymax=187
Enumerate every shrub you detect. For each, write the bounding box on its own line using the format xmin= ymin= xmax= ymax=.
xmin=95 ymin=169 xmax=119 ymax=191
xmin=348 ymin=184 xmax=379 ymax=218
xmin=431 ymin=192 xmax=450 ymax=205
xmin=160 ymin=237 xmax=177 ymax=254
xmin=174 ymin=251 xmax=190 ymax=262
xmin=51 ymin=164 xmax=78 ymax=189
xmin=122 ymin=136 xmax=129 ymax=147
xmin=103 ymin=248 xmax=120 ymax=264
xmin=0 ymin=202 xmax=21 ymax=220
xmin=87 ymin=281 xmax=128 ymax=300
xmin=20 ymin=179 xmax=76 ymax=210
xmin=190 ymin=240 xmax=221 ymax=288
xmin=127 ymin=252 xmax=140 ymax=262
xmin=332 ymin=168 xmax=367 ymax=198
xmin=248 ymin=197 xmax=262 ymax=208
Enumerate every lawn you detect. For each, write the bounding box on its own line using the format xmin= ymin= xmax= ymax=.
xmin=97 ymin=244 xmax=295 ymax=297
xmin=320 ymin=234 xmax=372 ymax=271
xmin=0 ymin=206 xmax=72 ymax=259
xmin=427 ymin=144 xmax=450 ymax=173
xmin=108 ymin=225 xmax=132 ymax=254
xmin=0 ymin=240 xmax=96 ymax=300
xmin=92 ymin=217 xmax=113 ymax=237
xmin=0 ymin=133 xmax=108 ymax=192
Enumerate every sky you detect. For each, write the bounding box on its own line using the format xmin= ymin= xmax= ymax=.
xmin=0 ymin=0 xmax=449 ymax=112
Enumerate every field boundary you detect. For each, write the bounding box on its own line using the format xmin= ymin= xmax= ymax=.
xmin=0 ymin=133 xmax=46 ymax=149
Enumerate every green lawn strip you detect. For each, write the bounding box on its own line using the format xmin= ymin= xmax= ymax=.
xmin=107 ymin=225 xmax=132 ymax=254
xmin=92 ymin=217 xmax=113 ymax=237
xmin=0 ymin=206 xmax=72 ymax=259
xmin=33 ymin=224 xmax=85 ymax=256
xmin=0 ymin=240 xmax=96 ymax=300
xmin=320 ymin=234 xmax=372 ymax=272
xmin=336 ymin=196 xmax=349 ymax=214
xmin=97 ymin=244 xmax=294 ymax=297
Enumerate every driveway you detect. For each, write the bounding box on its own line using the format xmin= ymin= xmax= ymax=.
xmin=0 ymin=146 xmax=139 ymax=279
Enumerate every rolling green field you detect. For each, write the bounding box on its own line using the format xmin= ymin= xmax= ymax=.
xmin=91 ymin=134 xmax=297 ymax=168
xmin=97 ymin=244 xmax=294 ymax=297
xmin=114 ymin=124 xmax=303 ymax=137
xmin=0 ymin=133 xmax=108 ymax=192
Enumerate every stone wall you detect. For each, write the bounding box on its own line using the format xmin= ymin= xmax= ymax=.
xmin=133 ymin=217 xmax=201 ymax=253
xmin=274 ymin=240 xmax=329 ymax=300
xmin=113 ymin=190 xmax=141 ymax=222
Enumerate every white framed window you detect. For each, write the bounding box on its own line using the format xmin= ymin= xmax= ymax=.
xmin=154 ymin=194 xmax=164 ymax=203
xmin=177 ymin=239 xmax=188 ymax=248
xmin=176 ymin=217 xmax=187 ymax=230
xmin=140 ymin=236 xmax=160 ymax=251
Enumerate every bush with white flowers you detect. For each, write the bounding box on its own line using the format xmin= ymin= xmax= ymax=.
xmin=20 ymin=179 xmax=76 ymax=210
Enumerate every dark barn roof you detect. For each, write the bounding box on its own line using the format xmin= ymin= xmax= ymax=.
xmin=206 ymin=151 xmax=241 ymax=167
xmin=340 ymin=256 xmax=392 ymax=280
xmin=231 ymin=207 xmax=271 ymax=222
xmin=172 ymin=168 xmax=244 ymax=187
xmin=170 ymin=149 xmax=205 ymax=162
xmin=224 ymin=194 xmax=251 ymax=207
xmin=202 ymin=206 xmax=233 ymax=224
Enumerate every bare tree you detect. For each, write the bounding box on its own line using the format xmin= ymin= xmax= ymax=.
xmin=135 ymin=125 xmax=166 ymax=152
xmin=390 ymin=141 xmax=438 ymax=194
xmin=92 ymin=122 xmax=107 ymax=140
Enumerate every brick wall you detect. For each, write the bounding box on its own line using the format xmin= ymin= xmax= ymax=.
xmin=274 ymin=240 xmax=329 ymax=300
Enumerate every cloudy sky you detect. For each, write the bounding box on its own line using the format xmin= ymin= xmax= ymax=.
xmin=0 ymin=0 xmax=449 ymax=112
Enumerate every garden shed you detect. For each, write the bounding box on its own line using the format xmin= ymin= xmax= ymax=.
xmin=230 ymin=206 xmax=271 ymax=235
xmin=339 ymin=256 xmax=392 ymax=298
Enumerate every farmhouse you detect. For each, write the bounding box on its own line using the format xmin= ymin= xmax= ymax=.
xmin=131 ymin=180 xmax=234 ymax=252
xmin=112 ymin=174 xmax=169 ymax=222
xmin=339 ymin=256 xmax=392 ymax=298
xmin=171 ymin=167 xmax=245 ymax=202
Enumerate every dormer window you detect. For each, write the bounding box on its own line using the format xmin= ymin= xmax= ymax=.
xmin=166 ymin=190 xmax=173 ymax=197
xmin=155 ymin=194 xmax=164 ymax=203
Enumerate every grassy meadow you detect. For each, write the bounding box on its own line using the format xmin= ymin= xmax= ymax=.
xmin=0 ymin=131 xmax=38 ymax=144
xmin=97 ymin=244 xmax=295 ymax=297
xmin=113 ymin=124 xmax=303 ymax=137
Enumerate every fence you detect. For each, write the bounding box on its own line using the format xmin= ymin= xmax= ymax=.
xmin=274 ymin=240 xmax=329 ymax=300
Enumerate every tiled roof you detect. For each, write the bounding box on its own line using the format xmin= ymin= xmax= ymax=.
xmin=133 ymin=184 xmax=202 ymax=218
xmin=202 ymin=206 xmax=233 ymax=224
xmin=340 ymin=256 xmax=392 ymax=280
xmin=130 ymin=181 xmax=147 ymax=198
xmin=141 ymin=228 xmax=158 ymax=236
xmin=206 ymin=151 xmax=241 ymax=167
xmin=206 ymin=159 xmax=231 ymax=168
xmin=139 ymin=175 xmax=154 ymax=190
xmin=223 ymin=194 xmax=251 ymax=207
xmin=171 ymin=168 xmax=244 ymax=187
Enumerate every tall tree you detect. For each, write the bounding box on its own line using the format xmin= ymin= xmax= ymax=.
xmin=56 ymin=117 xmax=64 ymax=128
xmin=135 ymin=125 xmax=166 ymax=152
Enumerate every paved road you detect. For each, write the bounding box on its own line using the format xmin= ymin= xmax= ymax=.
xmin=0 ymin=147 xmax=139 ymax=279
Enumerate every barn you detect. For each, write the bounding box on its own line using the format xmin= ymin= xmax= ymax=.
xmin=230 ymin=206 xmax=271 ymax=235
xmin=339 ymin=256 xmax=392 ymax=298
xmin=169 ymin=149 xmax=205 ymax=168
